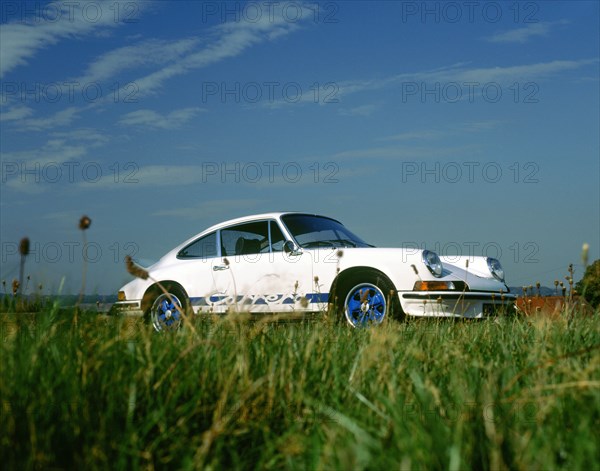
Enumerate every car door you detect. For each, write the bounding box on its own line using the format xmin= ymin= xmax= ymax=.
xmin=175 ymin=230 xmax=230 ymax=313
xmin=211 ymin=219 xmax=315 ymax=314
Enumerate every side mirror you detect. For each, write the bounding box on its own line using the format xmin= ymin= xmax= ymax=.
xmin=283 ymin=240 xmax=301 ymax=256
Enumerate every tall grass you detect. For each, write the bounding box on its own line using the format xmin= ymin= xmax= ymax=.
xmin=1 ymin=310 xmax=598 ymax=470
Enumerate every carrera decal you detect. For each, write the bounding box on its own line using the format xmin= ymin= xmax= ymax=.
xmin=189 ymin=292 xmax=329 ymax=307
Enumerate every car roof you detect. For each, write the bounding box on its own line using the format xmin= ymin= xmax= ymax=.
xmin=158 ymin=212 xmax=346 ymax=261
xmin=166 ymin=212 xmax=338 ymax=254
xmin=201 ymin=211 xmax=337 ymax=232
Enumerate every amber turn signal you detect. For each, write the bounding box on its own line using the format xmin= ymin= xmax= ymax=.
xmin=413 ymin=281 xmax=456 ymax=291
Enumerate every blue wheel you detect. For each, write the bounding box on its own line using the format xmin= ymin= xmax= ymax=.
xmin=344 ymin=283 xmax=387 ymax=327
xmin=150 ymin=291 xmax=185 ymax=332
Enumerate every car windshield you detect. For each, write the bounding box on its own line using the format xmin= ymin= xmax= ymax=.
xmin=281 ymin=214 xmax=373 ymax=249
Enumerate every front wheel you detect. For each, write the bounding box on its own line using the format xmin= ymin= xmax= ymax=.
xmin=147 ymin=286 xmax=188 ymax=332
xmin=337 ymin=272 xmax=403 ymax=327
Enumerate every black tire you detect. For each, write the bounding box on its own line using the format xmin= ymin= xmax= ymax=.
xmin=144 ymin=284 xmax=190 ymax=332
xmin=333 ymin=270 xmax=404 ymax=327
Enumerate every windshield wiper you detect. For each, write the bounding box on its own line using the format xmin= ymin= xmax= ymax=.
xmin=301 ymin=239 xmax=366 ymax=249
xmin=301 ymin=241 xmax=337 ymax=248
xmin=331 ymin=239 xmax=357 ymax=248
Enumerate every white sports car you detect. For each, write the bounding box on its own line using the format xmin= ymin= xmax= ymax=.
xmin=111 ymin=212 xmax=516 ymax=330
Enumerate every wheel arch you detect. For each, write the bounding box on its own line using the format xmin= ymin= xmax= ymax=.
xmin=329 ymin=266 xmax=398 ymax=307
xmin=141 ymin=281 xmax=189 ymax=314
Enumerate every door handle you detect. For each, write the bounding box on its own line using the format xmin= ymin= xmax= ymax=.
xmin=213 ymin=265 xmax=229 ymax=271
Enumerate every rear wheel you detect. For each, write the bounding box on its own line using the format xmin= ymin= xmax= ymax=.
xmin=146 ymin=285 xmax=189 ymax=332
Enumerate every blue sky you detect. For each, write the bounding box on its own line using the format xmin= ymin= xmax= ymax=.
xmin=1 ymin=1 xmax=598 ymax=295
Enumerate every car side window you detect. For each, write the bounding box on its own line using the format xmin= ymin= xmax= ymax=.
xmin=177 ymin=232 xmax=217 ymax=259
xmin=221 ymin=221 xmax=270 ymax=256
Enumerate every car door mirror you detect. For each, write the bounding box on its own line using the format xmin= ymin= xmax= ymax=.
xmin=283 ymin=240 xmax=301 ymax=256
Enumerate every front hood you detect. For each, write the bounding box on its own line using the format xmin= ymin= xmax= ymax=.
xmin=439 ymin=255 xmax=509 ymax=292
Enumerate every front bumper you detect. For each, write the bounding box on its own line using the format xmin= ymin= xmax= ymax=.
xmin=108 ymin=300 xmax=144 ymax=317
xmin=400 ymin=291 xmax=517 ymax=318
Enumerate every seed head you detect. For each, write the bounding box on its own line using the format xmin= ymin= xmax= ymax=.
xmin=79 ymin=215 xmax=92 ymax=230
xmin=223 ymin=257 xmax=230 ymax=267
xmin=19 ymin=237 xmax=30 ymax=256
xmin=125 ymin=255 xmax=149 ymax=280
xmin=336 ymin=250 xmax=344 ymax=258
xmin=314 ymin=275 xmax=319 ymax=284
xmin=12 ymin=279 xmax=19 ymax=295
xmin=582 ymin=243 xmax=589 ymax=267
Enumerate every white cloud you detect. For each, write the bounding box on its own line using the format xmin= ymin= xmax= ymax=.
xmin=13 ymin=106 xmax=84 ymax=131
xmin=82 ymin=165 xmax=206 ymax=189
xmin=0 ymin=1 xmax=143 ymax=78
xmin=330 ymin=144 xmax=478 ymax=161
xmin=0 ymin=105 xmax=34 ymax=122
xmin=338 ymin=104 xmax=380 ymax=117
xmin=378 ymin=130 xmax=450 ymax=142
xmin=118 ymin=107 xmax=203 ymax=129
xmin=129 ymin=5 xmax=307 ymax=96
xmin=1 ymin=138 xmax=88 ymax=166
xmin=50 ymin=128 xmax=108 ymax=146
xmin=152 ymin=199 xmax=266 ymax=219
xmin=447 ymin=59 xmax=596 ymax=83
xmin=487 ymin=21 xmax=569 ymax=44
xmin=322 ymin=59 xmax=598 ymax=104
xmin=76 ymin=37 xmax=200 ymax=84
xmin=379 ymin=121 xmax=502 ymax=142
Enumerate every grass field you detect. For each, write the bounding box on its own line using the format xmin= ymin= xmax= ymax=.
xmin=1 ymin=307 xmax=598 ymax=470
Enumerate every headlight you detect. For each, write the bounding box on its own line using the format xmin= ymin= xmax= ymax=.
xmin=487 ymin=258 xmax=505 ymax=281
xmin=422 ymin=250 xmax=443 ymax=277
